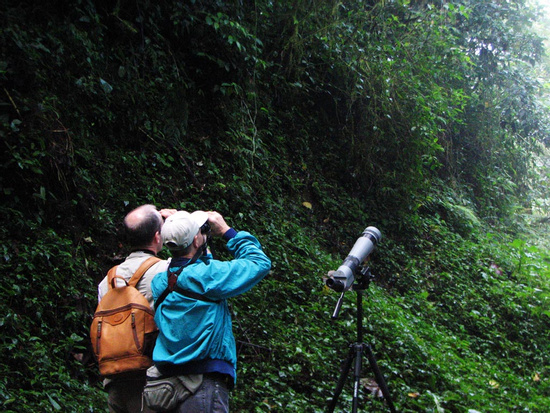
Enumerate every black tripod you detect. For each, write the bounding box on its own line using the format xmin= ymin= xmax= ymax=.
xmin=327 ymin=267 xmax=396 ymax=413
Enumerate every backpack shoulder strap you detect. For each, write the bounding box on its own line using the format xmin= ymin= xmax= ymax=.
xmin=155 ymin=258 xmax=221 ymax=308
xmin=106 ymin=266 xmax=119 ymax=291
xmin=173 ymin=285 xmax=221 ymax=304
xmin=128 ymin=256 xmax=162 ymax=288
xmin=154 ymin=266 xmax=183 ymax=309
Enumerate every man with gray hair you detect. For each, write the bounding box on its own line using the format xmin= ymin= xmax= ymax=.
xmin=97 ymin=204 xmax=174 ymax=413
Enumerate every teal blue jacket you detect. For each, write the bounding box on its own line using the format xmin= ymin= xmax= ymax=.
xmin=151 ymin=230 xmax=271 ymax=380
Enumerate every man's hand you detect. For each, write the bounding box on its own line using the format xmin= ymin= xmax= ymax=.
xmin=207 ymin=211 xmax=231 ymax=237
xmin=159 ymin=208 xmax=177 ymax=219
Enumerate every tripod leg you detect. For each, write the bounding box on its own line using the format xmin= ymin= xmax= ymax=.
xmin=364 ymin=344 xmax=397 ymax=413
xmin=327 ymin=346 xmax=355 ymax=413
xmin=352 ymin=344 xmax=363 ymax=413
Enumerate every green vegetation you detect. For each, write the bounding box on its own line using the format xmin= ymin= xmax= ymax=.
xmin=1 ymin=0 xmax=549 ymax=411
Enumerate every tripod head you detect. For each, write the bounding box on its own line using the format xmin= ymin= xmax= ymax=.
xmin=331 ymin=266 xmax=376 ymax=319
xmin=353 ymin=266 xmax=375 ymax=291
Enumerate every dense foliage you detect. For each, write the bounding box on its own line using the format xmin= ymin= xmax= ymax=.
xmin=1 ymin=0 xmax=549 ymax=411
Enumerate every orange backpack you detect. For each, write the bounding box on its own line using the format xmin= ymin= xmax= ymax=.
xmin=90 ymin=256 xmax=161 ymax=378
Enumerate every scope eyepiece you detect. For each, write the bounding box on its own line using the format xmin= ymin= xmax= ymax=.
xmin=325 ymin=277 xmax=344 ymax=292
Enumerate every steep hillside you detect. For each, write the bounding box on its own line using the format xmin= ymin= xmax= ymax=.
xmin=1 ymin=1 xmax=549 ymax=411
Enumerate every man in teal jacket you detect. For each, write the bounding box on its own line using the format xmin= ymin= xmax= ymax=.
xmin=151 ymin=210 xmax=271 ymax=412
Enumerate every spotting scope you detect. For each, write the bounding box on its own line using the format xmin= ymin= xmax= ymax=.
xmin=326 ymin=227 xmax=381 ymax=292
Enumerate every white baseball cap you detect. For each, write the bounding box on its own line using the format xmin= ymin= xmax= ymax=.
xmin=161 ymin=210 xmax=208 ymax=250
